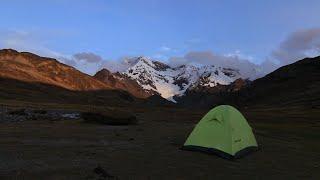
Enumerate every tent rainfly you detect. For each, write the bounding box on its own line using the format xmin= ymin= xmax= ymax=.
xmin=182 ymin=105 xmax=258 ymax=159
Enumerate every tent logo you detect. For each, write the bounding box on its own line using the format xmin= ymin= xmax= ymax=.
xmin=208 ymin=118 xmax=220 ymax=123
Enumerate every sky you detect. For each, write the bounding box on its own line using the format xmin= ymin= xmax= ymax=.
xmin=0 ymin=0 xmax=320 ymax=75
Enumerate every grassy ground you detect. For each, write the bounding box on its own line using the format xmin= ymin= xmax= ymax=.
xmin=0 ymin=104 xmax=319 ymax=179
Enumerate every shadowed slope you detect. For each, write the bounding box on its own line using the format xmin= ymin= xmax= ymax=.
xmin=0 ymin=77 xmax=136 ymax=106
xmin=177 ymin=56 xmax=320 ymax=109
xmin=94 ymin=69 xmax=154 ymax=98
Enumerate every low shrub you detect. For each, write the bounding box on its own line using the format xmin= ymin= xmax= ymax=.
xmin=8 ymin=109 xmax=27 ymax=116
xmin=32 ymin=109 xmax=47 ymax=114
xmin=81 ymin=111 xmax=137 ymax=125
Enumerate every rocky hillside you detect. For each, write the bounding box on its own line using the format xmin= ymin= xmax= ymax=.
xmin=0 ymin=49 xmax=110 ymax=91
xmin=239 ymin=56 xmax=320 ymax=107
xmin=94 ymin=69 xmax=155 ymax=98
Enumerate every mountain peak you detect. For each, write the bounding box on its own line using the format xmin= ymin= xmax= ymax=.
xmin=0 ymin=49 xmax=19 ymax=54
xmin=96 ymin=68 xmax=112 ymax=75
xmin=94 ymin=66 xmax=156 ymax=98
xmin=135 ymin=56 xmax=154 ymax=66
xmin=120 ymin=57 xmax=243 ymax=101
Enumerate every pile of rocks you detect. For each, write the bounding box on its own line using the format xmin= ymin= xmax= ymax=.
xmin=0 ymin=107 xmax=80 ymax=123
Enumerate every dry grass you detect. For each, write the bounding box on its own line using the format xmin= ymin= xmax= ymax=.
xmin=81 ymin=111 xmax=138 ymax=125
xmin=0 ymin=104 xmax=319 ymax=179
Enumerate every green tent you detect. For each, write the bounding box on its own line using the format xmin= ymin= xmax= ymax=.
xmin=182 ymin=105 xmax=258 ymax=159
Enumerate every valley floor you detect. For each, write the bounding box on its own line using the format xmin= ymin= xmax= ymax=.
xmin=0 ymin=105 xmax=319 ymax=179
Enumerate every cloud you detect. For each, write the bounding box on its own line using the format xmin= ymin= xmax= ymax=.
xmin=167 ymin=28 xmax=320 ymax=79
xmin=153 ymin=45 xmax=178 ymax=61
xmin=2 ymin=28 xmax=319 ymax=79
xmin=225 ymin=50 xmax=254 ymax=62
xmin=160 ymin=46 xmax=171 ymax=51
xmin=260 ymin=58 xmax=279 ymax=74
xmin=272 ymin=28 xmax=320 ymax=65
xmin=0 ymin=29 xmax=63 ymax=58
xmin=100 ymin=50 xmax=277 ymax=79
xmin=100 ymin=57 xmax=140 ymax=73
xmin=58 ymin=57 xmax=77 ymax=67
xmin=152 ymin=54 xmax=168 ymax=60
xmin=168 ymin=51 xmax=265 ymax=79
xmin=56 ymin=52 xmax=104 ymax=75
xmin=73 ymin=52 xmax=102 ymax=63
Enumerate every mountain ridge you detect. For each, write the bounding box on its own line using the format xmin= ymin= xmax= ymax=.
xmin=2 ymin=49 xmax=318 ymax=107
xmin=93 ymin=68 xmax=155 ymax=98
xmin=0 ymin=49 xmax=111 ymax=91
xmin=0 ymin=49 xmax=247 ymax=102
xmin=0 ymin=49 xmax=172 ymax=106
xmin=98 ymin=56 xmax=243 ymax=101
xmin=175 ymin=56 xmax=320 ymax=108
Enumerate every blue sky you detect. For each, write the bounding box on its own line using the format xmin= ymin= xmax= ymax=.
xmin=0 ymin=0 xmax=320 ymax=74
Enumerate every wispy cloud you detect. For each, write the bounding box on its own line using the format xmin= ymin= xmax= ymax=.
xmin=58 ymin=57 xmax=77 ymax=67
xmin=159 ymin=45 xmax=171 ymax=51
xmin=167 ymin=28 xmax=320 ymax=79
xmin=100 ymin=57 xmax=140 ymax=73
xmin=58 ymin=52 xmax=106 ymax=75
xmin=225 ymin=50 xmax=255 ymax=62
xmin=152 ymin=45 xmax=177 ymax=61
xmin=0 ymin=29 xmax=105 ymax=75
xmin=1 ymin=28 xmax=319 ymax=78
xmin=152 ymin=54 xmax=168 ymax=60
xmin=73 ymin=52 xmax=103 ymax=63
xmin=272 ymin=28 xmax=320 ymax=65
xmin=0 ymin=29 xmax=65 ymax=58
xmin=168 ymin=51 xmax=264 ymax=79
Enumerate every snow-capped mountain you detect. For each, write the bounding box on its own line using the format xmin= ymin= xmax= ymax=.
xmin=94 ymin=68 xmax=155 ymax=98
xmin=113 ymin=56 xmax=242 ymax=102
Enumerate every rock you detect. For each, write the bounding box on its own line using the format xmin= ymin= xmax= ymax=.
xmin=93 ymin=165 xmax=114 ymax=179
xmin=61 ymin=113 xmax=80 ymax=119
xmin=1 ymin=108 xmax=81 ymax=123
